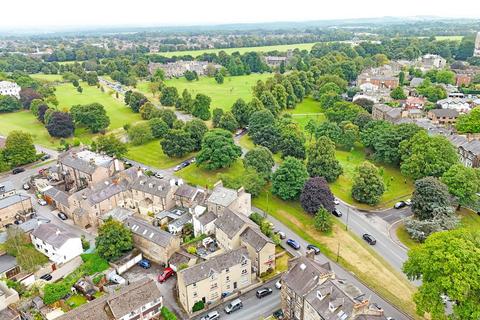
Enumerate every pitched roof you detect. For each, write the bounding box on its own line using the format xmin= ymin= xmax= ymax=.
xmin=282 ymin=256 xmax=333 ymax=297
xmin=100 ymin=207 xmax=134 ymax=223
xmin=430 ymin=108 xmax=459 ymax=118
xmin=130 ymin=176 xmax=172 ymax=198
xmin=178 ymin=247 xmax=249 ymax=286
xmin=59 ymin=149 xmax=113 ymax=174
xmin=214 ymin=209 xmax=252 ymax=238
xmin=44 ymin=187 xmax=70 ymax=207
xmin=169 ymin=250 xmax=197 ymax=267
xmin=207 ymin=184 xmax=238 ymax=207
xmin=240 ymin=226 xmax=273 ymax=252
xmin=0 ymin=181 xmax=15 ymax=195
xmin=0 ymin=254 xmax=17 ymax=274
xmin=31 ymin=223 xmax=79 ymax=249
xmin=0 ymin=194 xmax=30 ymax=210
xmin=0 ymin=307 xmax=20 ymax=320
xmin=197 ymin=211 xmax=217 ymax=225
xmin=124 ymin=217 xmax=176 ymax=248
xmin=174 ymin=184 xmax=199 ymax=199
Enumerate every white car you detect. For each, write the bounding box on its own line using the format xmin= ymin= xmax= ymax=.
xmin=275 ymin=280 xmax=282 ymax=289
xmin=154 ymin=172 xmax=164 ymax=179
xmin=23 ymin=183 xmax=30 ymax=190
xmin=38 ymin=199 xmax=47 ymax=206
xmin=333 ymin=198 xmax=340 ymax=205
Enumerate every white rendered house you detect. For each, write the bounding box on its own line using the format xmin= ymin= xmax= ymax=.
xmin=0 ymin=81 xmax=21 ymax=98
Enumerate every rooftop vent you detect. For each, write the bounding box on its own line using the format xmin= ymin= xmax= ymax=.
xmin=299 ymin=263 xmax=306 ymax=271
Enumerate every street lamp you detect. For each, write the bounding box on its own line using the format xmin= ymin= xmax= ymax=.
xmin=345 ymin=207 xmax=350 ymax=231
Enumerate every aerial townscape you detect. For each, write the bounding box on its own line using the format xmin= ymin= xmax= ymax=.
xmin=0 ymin=2 xmax=480 ymax=320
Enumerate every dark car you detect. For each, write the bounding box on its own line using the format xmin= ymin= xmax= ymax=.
xmin=57 ymin=212 xmax=68 ymax=220
xmin=394 ymin=201 xmax=407 ymax=209
xmin=273 ymin=309 xmax=285 ymax=319
xmin=256 ymin=287 xmax=273 ymax=298
xmin=286 ymin=239 xmax=301 ymax=250
xmin=40 ymin=274 xmax=52 ymax=281
xmin=363 ymin=233 xmax=377 ymax=245
xmin=306 ymin=244 xmax=321 ymax=255
xmin=158 ymin=267 xmax=174 ymax=283
xmin=138 ymin=259 xmax=151 ymax=269
xmin=41 ymin=154 xmax=51 ymax=161
xmin=12 ymin=168 xmax=25 ymax=174
xmin=332 ymin=209 xmax=342 ymax=217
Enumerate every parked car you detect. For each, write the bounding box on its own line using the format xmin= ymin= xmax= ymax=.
xmin=286 ymin=239 xmax=301 ymax=250
xmin=332 ymin=209 xmax=342 ymax=217
xmin=40 ymin=274 xmax=52 ymax=281
xmin=224 ymin=298 xmax=242 ymax=314
xmin=23 ymin=183 xmax=30 ymax=190
xmin=273 ymin=309 xmax=285 ymax=319
xmin=306 ymin=244 xmax=320 ymax=255
xmin=394 ymin=201 xmax=406 ymax=209
xmin=14 ymin=220 xmax=23 ymax=225
xmin=12 ymin=168 xmax=25 ymax=174
xmin=275 ymin=280 xmax=282 ymax=289
xmin=154 ymin=172 xmax=164 ymax=179
xmin=200 ymin=311 xmax=220 ymax=320
xmin=38 ymin=199 xmax=47 ymax=206
xmin=57 ymin=212 xmax=68 ymax=220
xmin=108 ymin=272 xmax=126 ymax=285
xmin=158 ymin=267 xmax=174 ymax=283
xmin=363 ymin=233 xmax=377 ymax=245
xmin=256 ymin=287 xmax=273 ymax=298
xmin=41 ymin=154 xmax=51 ymax=161
xmin=138 ymin=259 xmax=151 ymax=269
xmin=404 ymin=199 xmax=412 ymax=206
xmin=277 ymin=231 xmax=286 ymax=239
xmin=333 ymin=198 xmax=340 ymax=205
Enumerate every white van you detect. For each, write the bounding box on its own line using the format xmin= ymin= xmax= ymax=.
xmin=224 ymin=298 xmax=242 ymax=314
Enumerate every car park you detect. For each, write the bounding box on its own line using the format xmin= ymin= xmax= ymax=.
xmin=12 ymin=168 xmax=25 ymax=174
xmin=137 ymin=259 xmax=151 ymax=269
xmin=200 ymin=311 xmax=220 ymax=320
xmin=394 ymin=201 xmax=406 ymax=209
xmin=362 ymin=233 xmax=377 ymax=245
xmin=158 ymin=267 xmax=174 ymax=283
xmin=275 ymin=280 xmax=282 ymax=289
xmin=57 ymin=212 xmax=68 ymax=220
xmin=273 ymin=309 xmax=285 ymax=319
xmin=286 ymin=239 xmax=301 ymax=250
xmin=23 ymin=183 xmax=30 ymax=190
xmin=332 ymin=209 xmax=342 ymax=217
xmin=40 ymin=274 xmax=52 ymax=281
xmin=38 ymin=199 xmax=47 ymax=206
xmin=224 ymin=298 xmax=242 ymax=314
xmin=256 ymin=287 xmax=273 ymax=298
xmin=306 ymin=244 xmax=320 ymax=255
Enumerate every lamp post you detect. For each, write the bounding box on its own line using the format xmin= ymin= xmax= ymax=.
xmin=345 ymin=207 xmax=350 ymax=231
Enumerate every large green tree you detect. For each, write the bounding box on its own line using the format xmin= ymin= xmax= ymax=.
xmin=307 ymin=136 xmax=343 ymax=182
xmin=160 ymin=129 xmax=195 ymax=158
xmin=351 ymin=161 xmax=385 ymax=206
xmin=271 ymin=156 xmax=309 ymax=200
xmin=94 ymin=135 xmax=128 ymax=158
xmin=160 ymin=86 xmax=179 ymax=106
xmin=128 ymin=122 xmax=153 ymax=145
xmin=403 ymin=229 xmax=480 ymax=320
xmin=70 ymin=103 xmax=110 ymax=133
xmin=197 ymin=129 xmax=242 ymax=170
xmin=411 ymin=177 xmax=451 ymax=221
xmin=243 ymin=147 xmax=275 ymax=177
xmin=3 ymin=131 xmax=37 ymax=167
xmin=441 ymin=164 xmax=479 ymax=207
xmin=96 ymin=218 xmax=133 ymax=261
xmin=192 ymin=93 xmax=211 ymax=120
xmin=218 ymin=111 xmax=239 ymax=132
xmin=184 ymin=119 xmax=208 ymax=151
xmin=325 ymin=101 xmax=367 ymax=123
xmin=456 ymin=107 xmax=480 ymax=133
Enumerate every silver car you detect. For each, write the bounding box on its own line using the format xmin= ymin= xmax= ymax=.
xmin=200 ymin=311 xmax=219 ymax=320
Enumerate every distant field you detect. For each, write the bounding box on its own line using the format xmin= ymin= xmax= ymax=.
xmin=30 ymin=73 xmax=64 ymax=82
xmin=435 ymin=35 xmax=463 ymax=41
xmin=138 ymin=73 xmax=272 ymax=112
xmin=152 ymin=42 xmax=317 ymax=58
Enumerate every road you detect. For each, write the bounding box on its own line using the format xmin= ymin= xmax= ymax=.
xmin=260 ymin=209 xmax=411 ymax=320
xmin=193 ymin=278 xmax=281 ymax=320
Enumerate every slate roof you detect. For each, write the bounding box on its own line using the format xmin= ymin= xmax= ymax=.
xmin=207 ymin=185 xmax=238 ymax=207
xmin=430 ymin=108 xmax=459 ymax=118
xmin=240 ymin=226 xmax=273 ymax=252
xmin=0 ymin=254 xmax=17 ymax=274
xmin=179 ymin=247 xmax=249 ymax=286
xmin=44 ymin=187 xmax=70 ymax=207
xmin=0 ymin=181 xmax=15 ymax=195
xmin=197 ymin=211 xmax=217 ymax=225
xmin=174 ymin=184 xmax=199 ymax=199
xmin=31 ymin=223 xmax=79 ymax=249
xmin=130 ymin=176 xmax=171 ymax=198
xmin=100 ymin=207 xmax=134 ymax=222
xmin=282 ymin=257 xmax=333 ymax=297
xmin=169 ymin=250 xmax=197 ymax=267
xmin=59 ymin=149 xmax=113 ymax=174
xmin=0 ymin=307 xmax=20 ymax=320
xmin=124 ymin=217 xmax=175 ymax=248
xmin=213 ymin=209 xmax=252 ymax=238
xmin=0 ymin=194 xmax=30 ymax=210
xmin=410 ymin=77 xmax=424 ymax=87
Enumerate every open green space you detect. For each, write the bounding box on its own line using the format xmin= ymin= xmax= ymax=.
xmin=126 ymin=139 xmax=194 ymax=169
xmin=30 ymin=73 xmax=65 ymax=82
xmin=396 ymin=225 xmax=421 ymax=250
xmin=435 ymin=35 xmax=464 ymax=41
xmin=151 ymin=42 xmax=317 ymax=58
xmin=175 ymin=159 xmax=246 ymax=188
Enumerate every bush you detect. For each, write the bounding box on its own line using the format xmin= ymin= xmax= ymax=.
xmin=161 ymin=307 xmax=177 ymax=320
xmin=187 ymin=246 xmax=197 ymax=255
xmin=81 ymin=235 xmax=90 ymax=251
xmin=192 ymin=300 xmax=205 ymax=312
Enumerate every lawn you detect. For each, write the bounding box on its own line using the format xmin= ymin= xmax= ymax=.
xmin=30 ymin=73 xmax=65 ymax=82
xmin=175 ymin=159 xmax=246 ymax=188
xmin=126 ymin=139 xmax=194 ymax=169
xmin=151 ymin=42 xmax=317 ymax=58
xmin=138 ymin=73 xmax=272 ymax=112
xmin=435 ymin=35 xmax=463 ymax=41
xmin=253 ymin=191 xmax=418 ymax=317
xmin=65 ymin=294 xmax=87 ymax=309
xmin=396 ymin=225 xmax=421 ymax=250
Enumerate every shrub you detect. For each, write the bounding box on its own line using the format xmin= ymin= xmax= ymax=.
xmin=187 ymin=246 xmax=197 ymax=255
xmin=192 ymin=300 xmax=205 ymax=312
xmin=161 ymin=307 xmax=177 ymax=320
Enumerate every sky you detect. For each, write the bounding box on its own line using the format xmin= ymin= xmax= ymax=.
xmin=1 ymin=0 xmax=479 ymax=30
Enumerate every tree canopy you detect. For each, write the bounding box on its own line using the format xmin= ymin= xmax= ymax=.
xmin=351 ymin=161 xmax=385 ymax=205
xmin=197 ymin=129 xmax=242 ymax=170
xmin=271 ymin=156 xmax=309 ymax=200
xmin=300 ymin=177 xmax=335 ymax=214
xmin=96 ymin=218 xmax=133 ymax=262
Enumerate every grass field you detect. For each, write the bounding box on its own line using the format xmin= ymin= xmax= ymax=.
xmin=30 ymin=73 xmax=65 ymax=82
xmin=176 ymin=159 xmax=246 ymax=188
xmin=151 ymin=43 xmax=317 ymax=58
xmin=286 ymin=98 xmax=325 ymax=130
xmin=126 ymin=139 xmax=194 ymax=169
xmin=435 ymin=35 xmax=464 ymax=41
xmin=396 ymin=225 xmax=421 ymax=250
xmin=253 ymin=191 xmax=418 ymax=317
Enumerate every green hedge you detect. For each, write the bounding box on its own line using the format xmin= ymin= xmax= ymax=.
xmin=192 ymin=300 xmax=205 ymax=312
xmin=161 ymin=307 xmax=177 ymax=320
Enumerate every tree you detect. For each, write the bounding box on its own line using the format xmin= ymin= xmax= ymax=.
xmin=307 ymin=136 xmax=342 ymax=182
xmin=128 ymin=123 xmax=153 ymax=145
xmin=184 ymin=119 xmax=208 ymax=151
xmin=70 ymin=103 xmax=110 ymax=133
xmin=390 ymin=86 xmax=407 ymax=100
xmin=313 ymin=208 xmax=333 ymax=233
xmin=243 ymin=147 xmax=275 ymax=177
xmin=338 ymin=121 xmax=358 ymax=150
xmin=77 ymin=86 xmax=83 ymax=93
xmin=218 ymin=111 xmax=239 ymax=132
xmin=403 ymin=229 xmax=480 ymax=320
xmin=19 ymin=88 xmax=41 ymax=109
xmin=156 ymin=109 xmax=177 ymax=128
xmin=271 ymin=157 xmax=309 ymax=200
xmin=353 ymin=98 xmax=374 ymax=113
xmin=46 ymin=112 xmax=75 ymax=138
xmin=214 ymin=72 xmax=224 ymax=84
xmin=231 ymin=98 xmax=250 ymax=128
xmin=96 ymin=217 xmax=133 ymax=261
xmin=85 ymin=72 xmax=99 ymax=86
xmin=151 ymin=68 xmax=165 ymax=82
xmin=351 ymin=161 xmax=385 ymax=206
xmin=435 ymin=69 xmax=455 ymax=84
xmin=441 ymin=164 xmax=479 ymax=207
xmin=279 ymin=123 xmax=306 ymax=159
xmin=124 ymin=91 xmax=147 ymax=113
xmin=0 ymin=95 xmax=22 ymax=113
xmin=242 ymin=170 xmax=267 ymax=197
xmin=212 ymin=108 xmax=223 ymax=128
xmin=260 ymin=91 xmax=280 ymax=116
xmin=148 ymin=118 xmax=169 ymax=139
xmin=197 ymin=129 xmax=242 ymax=170
xmin=37 ymin=104 xmax=49 ymax=123
xmin=184 ymin=70 xmax=198 ymax=81
xmin=139 ymin=102 xmax=156 ymax=120
xmin=325 ymin=101 xmax=367 ymax=123
xmin=300 ymin=177 xmax=335 ymax=214
xmin=411 ymin=177 xmax=452 ymax=221
xmin=456 ymin=107 xmax=480 ymax=133
xmin=94 ymin=135 xmax=128 ymax=158
xmin=160 ymin=86 xmax=179 ymax=106
xmin=248 ymin=109 xmax=280 ymax=152
xmin=192 ymin=93 xmax=211 ymax=120
xmin=400 ymin=131 xmax=459 ymax=179
xmin=161 ymin=129 xmax=195 ymax=158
